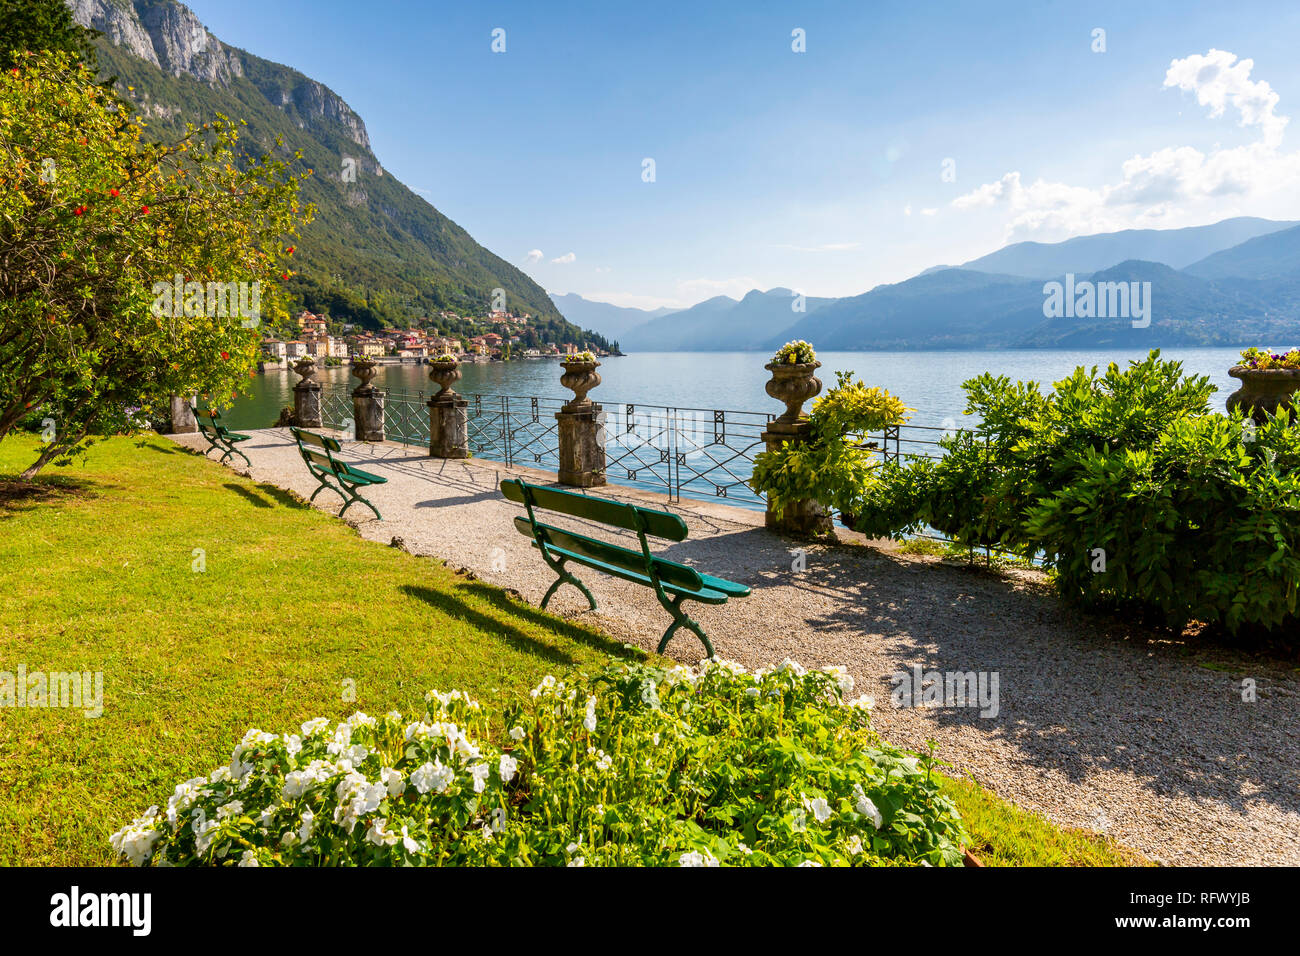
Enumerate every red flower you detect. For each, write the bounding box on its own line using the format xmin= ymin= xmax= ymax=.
xmin=73 ymin=205 xmax=86 ymax=216
xmin=282 ymin=273 xmax=290 ymax=280
xmin=140 ymin=206 xmax=149 ymax=214
xmin=220 ymin=351 xmax=230 ymax=361
xmin=285 ymin=245 xmax=295 ymax=254
xmin=108 ymin=188 xmax=120 ymax=197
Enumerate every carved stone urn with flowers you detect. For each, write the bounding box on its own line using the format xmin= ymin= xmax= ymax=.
xmin=1227 ymin=347 xmax=1300 ymax=424
xmin=427 ymin=354 xmax=462 ymax=403
xmin=559 ymin=351 xmax=602 ymax=412
xmin=290 ymin=355 xmax=322 ymax=427
xmin=350 ymin=355 xmax=379 ymax=394
xmin=765 ymin=340 xmax=823 ymax=426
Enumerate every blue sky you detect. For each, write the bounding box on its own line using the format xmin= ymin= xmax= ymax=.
xmin=186 ymin=0 xmax=1300 ymax=308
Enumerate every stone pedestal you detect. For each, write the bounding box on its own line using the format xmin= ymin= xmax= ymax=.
xmin=556 ymin=404 xmax=606 ymax=487
xmin=760 ymin=420 xmax=834 ymax=537
xmin=168 ymin=395 xmax=197 ymax=434
xmin=294 ymin=379 xmax=322 ymax=428
xmin=353 ymin=388 xmax=385 ymax=442
xmin=428 ymin=397 xmax=469 ymax=458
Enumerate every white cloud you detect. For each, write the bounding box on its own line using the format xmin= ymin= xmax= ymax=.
xmin=551 ymin=252 xmax=576 ymax=264
xmin=524 ymin=249 xmax=543 ymax=264
xmin=951 ymin=49 xmax=1300 ymax=241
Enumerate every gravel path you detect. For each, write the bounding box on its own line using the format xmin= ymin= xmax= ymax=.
xmin=170 ymin=428 xmax=1300 ymax=866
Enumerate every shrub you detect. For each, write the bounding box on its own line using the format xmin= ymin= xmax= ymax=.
xmin=751 ymin=371 xmax=911 ymax=515
xmin=110 ymin=659 xmax=968 ymax=867
xmin=851 ymin=351 xmax=1300 ymax=634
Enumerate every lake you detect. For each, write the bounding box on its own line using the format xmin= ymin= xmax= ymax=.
xmin=226 ymin=347 xmax=1249 ymax=432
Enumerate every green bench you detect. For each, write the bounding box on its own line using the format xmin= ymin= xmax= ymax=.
xmin=500 ymin=478 xmax=750 ymax=656
xmin=193 ymin=408 xmax=252 ymax=467
xmin=290 ymin=427 xmax=388 ymax=520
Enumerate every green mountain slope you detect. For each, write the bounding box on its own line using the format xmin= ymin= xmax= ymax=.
xmin=74 ymin=0 xmax=608 ymax=349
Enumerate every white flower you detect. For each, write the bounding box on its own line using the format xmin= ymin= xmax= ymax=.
xmin=498 ymin=754 xmax=518 ymax=783
xmin=216 ymin=800 xmax=244 ymax=821
xmin=593 ymin=750 xmax=613 ymax=772
xmin=109 ymin=811 xmax=162 ymax=867
xmin=845 ymin=835 xmax=863 ymax=856
xmin=300 ymin=717 xmax=330 ymax=737
xmin=640 ymin=679 xmax=660 ymax=709
xmin=237 ymin=850 xmax=259 ymax=867
xmin=776 ymin=658 xmax=806 ymax=677
xmin=567 ymin=856 xmax=586 ymax=867
xmin=470 ymin=762 xmax=490 ymax=793
xmin=380 ymin=767 xmax=405 ymax=797
xmin=284 ymin=734 xmax=302 ymax=756
xmin=298 ymin=809 xmax=315 ymax=842
xmin=822 ymin=665 xmax=854 ymax=695
xmin=366 ymin=818 xmax=400 ymax=847
xmin=854 ymin=787 xmax=884 ymax=829
xmin=804 ymin=796 xmax=831 ymax=824
xmin=410 ymin=760 xmax=454 ymax=794
xmin=847 ymin=694 xmax=875 ymax=711
xmin=797 ymin=860 xmax=823 ymax=867
xmin=678 ymin=850 xmax=719 ymax=867
xmin=583 ymin=696 xmax=598 ymax=732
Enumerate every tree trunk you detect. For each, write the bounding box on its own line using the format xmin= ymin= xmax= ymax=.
xmin=19 ymin=432 xmax=84 ymax=480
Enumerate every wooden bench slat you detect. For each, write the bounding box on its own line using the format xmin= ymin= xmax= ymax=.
xmin=512 ymin=516 xmax=706 ymax=593
xmin=500 ymin=479 xmax=687 ymax=540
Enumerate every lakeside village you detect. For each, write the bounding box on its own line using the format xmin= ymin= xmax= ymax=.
xmin=257 ymin=308 xmax=613 ymax=370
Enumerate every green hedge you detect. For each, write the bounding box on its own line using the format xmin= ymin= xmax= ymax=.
xmin=852 ymin=351 xmax=1300 ymax=634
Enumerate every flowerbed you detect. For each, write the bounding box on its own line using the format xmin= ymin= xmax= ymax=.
xmin=111 ymin=659 xmax=968 ymax=867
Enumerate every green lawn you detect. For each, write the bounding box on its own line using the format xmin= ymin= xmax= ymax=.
xmin=0 ymin=433 xmax=1145 ymax=866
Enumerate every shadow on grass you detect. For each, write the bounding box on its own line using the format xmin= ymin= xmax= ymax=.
xmin=222 ymin=481 xmax=312 ymax=511
xmin=400 ymin=581 xmax=641 ymax=665
xmin=0 ymin=475 xmax=96 ymax=519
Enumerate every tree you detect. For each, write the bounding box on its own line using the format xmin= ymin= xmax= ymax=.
xmin=0 ymin=52 xmax=314 ymax=477
xmin=0 ymin=0 xmax=99 ymax=71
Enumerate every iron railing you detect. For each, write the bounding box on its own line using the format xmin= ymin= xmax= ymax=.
xmin=316 ymin=384 xmax=975 ymax=512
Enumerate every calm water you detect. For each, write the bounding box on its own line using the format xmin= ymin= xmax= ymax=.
xmin=226 ymin=348 xmax=1248 ymax=431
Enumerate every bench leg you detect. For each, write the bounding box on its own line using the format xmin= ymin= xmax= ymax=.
xmin=656 ymin=595 xmax=714 ymax=658
xmin=540 ymin=559 xmax=597 ymax=611
xmin=338 ymin=487 xmax=381 ymax=521
xmin=219 ymin=445 xmax=251 ymax=468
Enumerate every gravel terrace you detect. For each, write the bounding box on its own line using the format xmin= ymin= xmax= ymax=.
xmin=169 ymin=427 xmax=1300 ymax=866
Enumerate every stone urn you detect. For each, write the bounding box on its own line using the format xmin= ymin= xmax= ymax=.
xmin=559 ymin=359 xmax=602 ymax=412
xmin=428 ymin=358 xmax=461 ymax=401
xmin=765 ymin=360 xmax=823 ymax=425
xmin=351 ymin=356 xmax=379 ymax=393
xmin=292 ymin=355 xmax=318 ymax=383
xmin=1225 ymin=365 xmax=1300 ymax=424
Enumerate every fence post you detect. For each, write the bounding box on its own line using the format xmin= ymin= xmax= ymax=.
xmin=168 ymin=395 xmax=197 ymax=433
xmin=291 ymin=357 xmax=323 ymax=428
xmin=556 ymin=358 xmax=605 ymax=487
xmin=351 ymin=357 xmax=385 ymax=442
xmin=760 ymin=357 xmax=833 ymax=537
xmin=427 ymin=359 xmax=468 ymax=458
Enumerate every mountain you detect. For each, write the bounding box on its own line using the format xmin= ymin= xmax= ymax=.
xmin=958 ymin=217 xmax=1298 ymax=278
xmin=619 ymin=289 xmax=838 ymax=351
xmin=548 ymin=293 xmax=676 ymax=344
xmin=1183 ymin=224 xmax=1300 ymax=281
xmin=769 ymin=258 xmax=1300 ymax=350
xmin=66 ymin=0 xmax=610 ymax=348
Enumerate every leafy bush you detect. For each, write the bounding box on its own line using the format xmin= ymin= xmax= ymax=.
xmin=751 ymin=371 xmax=911 ymax=515
xmin=852 ymin=351 xmax=1300 ymax=634
xmin=110 ymin=659 xmax=968 ymax=867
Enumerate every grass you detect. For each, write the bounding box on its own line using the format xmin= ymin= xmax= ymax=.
xmin=0 ymin=433 xmax=1144 ymax=866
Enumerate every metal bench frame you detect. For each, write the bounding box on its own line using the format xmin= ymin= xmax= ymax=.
xmin=501 ymin=478 xmax=750 ymax=656
xmin=290 ymin=427 xmax=387 ymax=520
xmin=193 ymin=407 xmax=251 ymax=467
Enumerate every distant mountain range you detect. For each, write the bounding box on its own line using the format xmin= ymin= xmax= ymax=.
xmin=70 ymin=0 xmax=610 ymax=348
xmin=560 ymin=218 xmax=1300 ymax=350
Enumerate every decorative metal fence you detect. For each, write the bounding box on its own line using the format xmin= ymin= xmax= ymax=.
xmin=317 ymin=384 xmax=974 ymax=512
